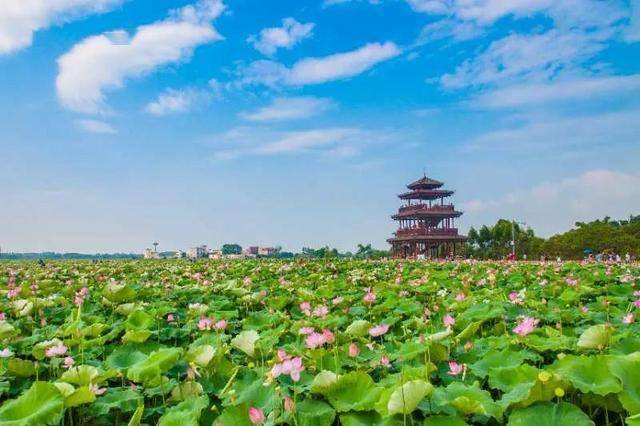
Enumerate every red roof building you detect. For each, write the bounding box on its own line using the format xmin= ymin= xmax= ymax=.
xmin=388 ymin=174 xmax=467 ymax=258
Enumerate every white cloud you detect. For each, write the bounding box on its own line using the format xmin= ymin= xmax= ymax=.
xmin=211 ymin=126 xmax=387 ymax=159
xmin=465 ymin=109 xmax=640 ymax=151
xmin=461 ymin=169 xmax=640 ymax=236
xmin=145 ymin=86 xmax=213 ymax=116
xmin=440 ymin=29 xmax=603 ymax=88
xmin=75 ymin=119 xmax=117 ymax=134
xmin=0 ymin=0 xmax=123 ymax=55
xmin=627 ymin=0 xmax=640 ymax=42
xmin=239 ymin=97 xmax=334 ymax=122
xmin=237 ymin=42 xmax=401 ymax=87
xmin=56 ymin=0 xmax=225 ymax=114
xmin=248 ymin=17 xmax=314 ymax=56
xmin=323 ymin=0 xmax=382 ymax=5
xmin=471 ymin=74 xmax=640 ymax=108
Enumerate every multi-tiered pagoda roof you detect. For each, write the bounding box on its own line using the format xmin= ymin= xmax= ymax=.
xmin=388 ymin=174 xmax=467 ymax=258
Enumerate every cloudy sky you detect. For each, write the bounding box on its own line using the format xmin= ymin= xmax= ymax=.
xmin=1 ymin=0 xmax=639 ymax=253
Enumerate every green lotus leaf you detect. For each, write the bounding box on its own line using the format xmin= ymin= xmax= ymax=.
xmin=488 ymin=364 xmax=539 ymax=392
xmin=103 ymin=282 xmax=136 ymax=303
xmin=81 ymin=323 xmax=108 ymax=337
xmin=346 ymin=320 xmax=371 ymax=337
xmin=186 ymin=344 xmax=216 ymax=367
xmin=387 ymin=380 xmax=433 ymax=415
xmin=0 ymin=382 xmax=64 ymax=426
xmin=231 ymin=330 xmax=260 ymax=358
xmin=577 ymin=324 xmax=613 ymax=350
xmin=310 ymin=370 xmax=338 ymax=394
xmin=52 ymin=382 xmax=75 ymax=397
xmin=424 ymin=415 xmax=468 ymax=426
xmin=431 ymin=382 xmax=502 ymax=419
xmin=7 ymin=358 xmax=37 ymax=377
xmin=324 ymin=371 xmax=382 ymax=412
xmin=60 ymin=365 xmax=100 ymax=386
xmin=507 ymin=402 xmax=594 ymax=426
xmin=214 ymin=403 xmax=253 ymax=426
xmin=608 ymin=354 xmax=640 ymax=414
xmin=297 ymin=399 xmax=336 ymax=426
xmin=552 ymin=355 xmax=622 ymax=396
xmin=524 ymin=334 xmax=576 ymax=352
xmin=0 ymin=322 xmax=17 ymax=340
xmin=456 ymin=320 xmax=483 ymax=341
xmin=127 ymin=348 xmax=183 ymax=383
xmin=125 ymin=310 xmax=154 ymax=331
xmin=11 ymin=300 xmax=33 ymax=317
xmin=471 ymin=349 xmax=527 ymax=378
xmin=340 ymin=411 xmax=405 ymax=425
xmin=64 ymin=385 xmax=96 ymax=408
xmin=122 ymin=330 xmax=152 ymax=343
xmin=90 ymin=389 xmax=143 ymax=416
xmin=170 ymin=381 xmax=203 ymax=401
xmin=158 ymin=395 xmax=209 ymax=426
xmin=105 ymin=348 xmax=147 ymax=372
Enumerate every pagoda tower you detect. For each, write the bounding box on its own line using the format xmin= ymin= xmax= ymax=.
xmin=388 ymin=174 xmax=467 ymax=258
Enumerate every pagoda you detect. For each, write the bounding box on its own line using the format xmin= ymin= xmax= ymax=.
xmin=388 ymin=174 xmax=467 ymax=258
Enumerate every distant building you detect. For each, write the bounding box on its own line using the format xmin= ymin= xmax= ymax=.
xmin=208 ymin=249 xmax=222 ymax=259
xmin=258 ymin=247 xmax=280 ymax=256
xmin=143 ymin=248 xmax=160 ymax=259
xmin=175 ymin=250 xmax=186 ymax=259
xmin=187 ymin=245 xmax=208 ymax=259
xmin=247 ymin=246 xmax=259 ymax=256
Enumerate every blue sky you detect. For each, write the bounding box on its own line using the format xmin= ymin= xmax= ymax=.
xmin=1 ymin=0 xmax=640 ymax=253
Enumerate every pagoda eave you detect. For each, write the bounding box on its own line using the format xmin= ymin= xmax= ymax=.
xmin=392 ymin=211 xmax=463 ymax=220
xmin=388 ymin=235 xmax=468 ymax=243
xmin=398 ymin=190 xmax=454 ymax=200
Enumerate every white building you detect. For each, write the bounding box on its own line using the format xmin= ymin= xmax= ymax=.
xmin=143 ymin=248 xmax=159 ymax=259
xmin=187 ymin=245 xmax=208 ymax=259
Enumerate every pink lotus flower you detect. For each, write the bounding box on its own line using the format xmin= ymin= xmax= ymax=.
xmin=272 ymin=357 xmax=304 ymax=382
xmin=565 ymin=277 xmax=579 ymax=287
xmin=623 ymin=314 xmax=635 ymax=324
xmin=299 ymin=302 xmax=311 ymax=316
xmin=305 ymin=332 xmax=326 ymax=349
xmin=369 ymin=324 xmax=390 ymax=337
xmin=581 ymin=305 xmax=589 ymax=313
xmin=332 ymin=296 xmax=343 ymax=305
xmin=6 ymin=288 xmax=19 ymax=299
xmin=166 ymin=314 xmax=175 ymax=322
xmin=214 ymin=319 xmax=228 ymax=330
xmin=322 ymin=329 xmax=335 ymax=344
xmin=348 ymin=343 xmax=360 ymax=357
xmin=363 ymin=290 xmax=376 ymax=304
xmin=513 ymin=316 xmax=539 ymax=336
xmin=89 ymin=383 xmax=106 ymax=396
xmin=299 ymin=326 xmax=314 ymax=335
xmin=63 ymin=356 xmax=75 ymax=369
xmin=380 ymin=355 xmax=390 ymax=367
xmin=0 ymin=348 xmax=13 ymax=358
xmin=448 ymin=361 xmax=464 ymax=376
xmin=0 ymin=312 xmax=5 ymax=321
xmin=277 ymin=349 xmax=290 ymax=362
xmin=443 ymin=314 xmax=455 ymax=328
xmin=45 ymin=343 xmax=68 ymax=358
xmin=249 ymin=407 xmax=265 ymax=425
xmin=243 ymin=276 xmax=252 ymax=286
xmin=509 ymin=292 xmax=524 ymax=304
xmin=198 ymin=317 xmax=215 ymax=331
xmin=455 ymin=292 xmax=466 ymax=301
xmin=284 ymin=396 xmax=295 ymax=412
xmin=634 ymin=300 xmax=640 ymax=309
xmin=313 ymin=305 xmax=329 ymax=318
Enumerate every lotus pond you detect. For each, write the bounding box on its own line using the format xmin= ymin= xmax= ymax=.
xmin=0 ymin=259 xmax=639 ymax=425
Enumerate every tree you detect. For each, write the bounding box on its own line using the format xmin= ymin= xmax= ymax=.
xmin=222 ymin=244 xmax=242 ymax=255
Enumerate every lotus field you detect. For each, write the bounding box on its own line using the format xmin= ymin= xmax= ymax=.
xmin=0 ymin=260 xmax=639 ymax=425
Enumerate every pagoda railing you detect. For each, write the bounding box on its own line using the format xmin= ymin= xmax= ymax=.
xmin=395 ymin=227 xmax=459 ymax=237
xmin=397 ymin=204 xmax=454 ymax=215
